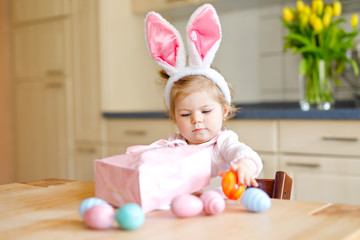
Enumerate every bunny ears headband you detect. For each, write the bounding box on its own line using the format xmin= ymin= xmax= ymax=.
xmin=144 ymin=4 xmax=231 ymax=108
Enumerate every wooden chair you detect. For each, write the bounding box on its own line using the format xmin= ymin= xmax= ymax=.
xmin=255 ymin=171 xmax=293 ymax=200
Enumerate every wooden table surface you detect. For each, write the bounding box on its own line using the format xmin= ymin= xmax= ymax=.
xmin=1 ymin=179 xmax=359 ymax=240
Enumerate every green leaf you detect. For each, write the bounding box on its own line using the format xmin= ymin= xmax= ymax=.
xmin=285 ymin=33 xmax=312 ymax=46
xmin=299 ymin=58 xmax=307 ymax=75
xmin=335 ymin=61 xmax=345 ymax=75
xmin=349 ymin=59 xmax=359 ymax=76
xmin=298 ymin=45 xmax=323 ymax=57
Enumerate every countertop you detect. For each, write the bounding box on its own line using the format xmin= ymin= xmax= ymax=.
xmin=103 ymin=101 xmax=360 ymax=120
xmin=1 ymin=179 xmax=360 ymax=239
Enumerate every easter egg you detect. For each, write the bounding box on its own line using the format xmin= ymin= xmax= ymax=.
xmin=221 ymin=171 xmax=245 ymax=200
xmin=79 ymin=197 xmax=108 ymax=218
xmin=83 ymin=204 xmax=115 ymax=230
xmin=171 ymin=194 xmax=203 ymax=218
xmin=200 ymin=191 xmax=225 ymax=215
xmin=241 ymin=188 xmax=271 ymax=212
xmin=116 ymin=203 xmax=145 ymax=230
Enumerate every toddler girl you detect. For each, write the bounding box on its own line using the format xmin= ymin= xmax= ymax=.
xmin=145 ymin=4 xmax=262 ymax=187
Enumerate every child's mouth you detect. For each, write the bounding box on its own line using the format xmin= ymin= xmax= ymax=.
xmin=193 ymin=128 xmax=205 ymax=132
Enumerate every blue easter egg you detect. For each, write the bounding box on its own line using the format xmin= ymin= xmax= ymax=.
xmin=116 ymin=203 xmax=145 ymax=230
xmin=79 ymin=197 xmax=108 ymax=218
xmin=241 ymin=188 xmax=271 ymax=212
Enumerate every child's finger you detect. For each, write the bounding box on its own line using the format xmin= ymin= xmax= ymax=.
xmin=250 ymin=178 xmax=259 ymax=187
xmin=237 ymin=170 xmax=245 ymax=185
xmin=244 ymin=176 xmax=251 ymax=186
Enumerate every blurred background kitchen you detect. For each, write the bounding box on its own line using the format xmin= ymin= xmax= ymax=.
xmin=1 ymin=0 xmax=360 ymax=204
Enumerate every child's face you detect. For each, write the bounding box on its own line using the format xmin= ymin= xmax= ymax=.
xmin=173 ymin=90 xmax=228 ymax=145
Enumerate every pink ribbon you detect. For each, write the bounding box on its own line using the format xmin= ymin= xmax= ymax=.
xmin=125 ymin=139 xmax=187 ymax=154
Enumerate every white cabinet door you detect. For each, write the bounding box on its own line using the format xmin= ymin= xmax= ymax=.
xmin=280 ymin=155 xmax=360 ymax=205
xmin=13 ymin=18 xmax=71 ymax=181
xmin=13 ymin=20 xmax=70 ymax=80
xmin=71 ymin=0 xmax=102 ymax=142
xmin=15 ymin=81 xmax=69 ymax=181
xmin=106 ymin=119 xmax=174 ymax=145
xmin=74 ymin=144 xmax=104 ymax=181
xmin=225 ymin=120 xmax=278 ymax=153
xmin=258 ymin=154 xmax=278 ymax=179
xmin=279 ymin=120 xmax=360 ymax=157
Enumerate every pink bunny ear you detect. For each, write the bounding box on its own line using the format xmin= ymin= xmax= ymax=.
xmin=145 ymin=12 xmax=185 ymax=75
xmin=187 ymin=4 xmax=221 ymax=68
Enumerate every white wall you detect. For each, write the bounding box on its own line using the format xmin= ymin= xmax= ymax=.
xmin=170 ymin=7 xmax=262 ymax=104
xmin=99 ymin=0 xmax=165 ymax=112
xmin=99 ymin=0 xmax=360 ymax=111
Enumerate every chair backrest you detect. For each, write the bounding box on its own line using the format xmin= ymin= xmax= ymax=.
xmin=256 ymin=171 xmax=293 ymax=200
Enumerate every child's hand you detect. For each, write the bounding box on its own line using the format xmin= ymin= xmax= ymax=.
xmin=231 ymin=159 xmax=258 ymax=187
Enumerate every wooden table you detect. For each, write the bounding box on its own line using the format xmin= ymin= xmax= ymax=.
xmin=1 ymin=179 xmax=359 ymax=240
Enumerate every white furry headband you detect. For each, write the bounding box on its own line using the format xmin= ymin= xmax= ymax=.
xmin=144 ymin=4 xmax=231 ymax=109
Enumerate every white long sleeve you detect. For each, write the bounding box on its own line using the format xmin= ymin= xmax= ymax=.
xmin=168 ymin=128 xmax=263 ymax=178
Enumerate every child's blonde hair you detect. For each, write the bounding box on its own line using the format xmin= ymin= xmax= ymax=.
xmin=159 ymin=70 xmax=238 ymax=120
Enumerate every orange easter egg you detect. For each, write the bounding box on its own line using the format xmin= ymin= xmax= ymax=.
xmin=221 ymin=171 xmax=245 ymax=200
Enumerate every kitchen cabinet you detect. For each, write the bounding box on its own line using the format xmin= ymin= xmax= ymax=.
xmin=11 ymin=0 xmax=70 ymax=23
xmin=12 ymin=18 xmax=71 ymax=181
xmin=278 ymin=120 xmax=360 ymax=204
xmin=13 ymin=20 xmax=70 ymax=81
xmin=14 ymin=79 xmax=69 ymax=181
xmin=227 ymin=119 xmax=360 ymax=204
xmin=279 ymin=120 xmax=360 ymax=157
xmin=71 ymin=0 xmax=103 ymax=142
xmin=225 ymin=119 xmax=279 ymax=179
xmin=11 ymin=0 xmax=102 ymax=182
xmin=105 ymin=119 xmax=175 ymax=160
xmin=74 ymin=143 xmax=105 ymax=181
xmin=280 ymin=155 xmax=360 ymax=205
xmin=71 ymin=0 xmax=104 ymax=181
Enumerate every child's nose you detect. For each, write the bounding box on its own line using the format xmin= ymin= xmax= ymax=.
xmin=191 ymin=113 xmax=203 ymax=124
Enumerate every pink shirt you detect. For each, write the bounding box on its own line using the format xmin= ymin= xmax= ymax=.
xmin=168 ymin=128 xmax=263 ymax=178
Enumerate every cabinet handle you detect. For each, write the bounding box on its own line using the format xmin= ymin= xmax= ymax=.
xmin=286 ymin=162 xmax=320 ymax=168
xmin=46 ymin=82 xmax=63 ymax=88
xmin=124 ymin=130 xmax=147 ymax=136
xmin=77 ymin=147 xmax=96 ymax=153
xmin=322 ymin=136 xmax=358 ymax=142
xmin=46 ymin=69 xmax=64 ymax=76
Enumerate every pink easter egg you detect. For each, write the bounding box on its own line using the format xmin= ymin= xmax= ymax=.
xmin=200 ymin=190 xmax=225 ymax=215
xmin=83 ymin=204 xmax=115 ymax=230
xmin=171 ymin=194 xmax=204 ymax=218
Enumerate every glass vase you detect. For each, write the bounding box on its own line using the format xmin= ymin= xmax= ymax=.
xmin=299 ymin=59 xmax=334 ymax=111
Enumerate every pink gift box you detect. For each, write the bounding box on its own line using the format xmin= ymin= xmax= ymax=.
xmin=95 ymin=140 xmax=211 ymax=212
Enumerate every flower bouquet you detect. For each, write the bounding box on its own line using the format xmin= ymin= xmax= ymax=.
xmin=282 ymin=0 xmax=359 ymax=110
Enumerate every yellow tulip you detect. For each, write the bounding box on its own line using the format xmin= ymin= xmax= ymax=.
xmin=324 ymin=5 xmax=332 ymax=16
xmin=300 ymin=13 xmax=310 ymax=26
xmin=303 ymin=6 xmax=311 ymax=15
xmin=333 ymin=1 xmax=342 ymax=17
xmin=297 ymin=0 xmax=305 ymax=13
xmin=313 ymin=17 xmax=323 ymax=31
xmin=323 ymin=12 xmax=332 ymax=27
xmin=351 ymin=14 xmax=359 ymax=27
xmin=310 ymin=13 xmax=317 ymax=26
xmin=312 ymin=0 xmax=323 ymax=14
xmin=317 ymin=0 xmax=324 ymax=15
xmin=283 ymin=7 xmax=295 ymax=22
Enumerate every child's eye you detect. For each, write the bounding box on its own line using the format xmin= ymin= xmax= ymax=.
xmin=180 ymin=113 xmax=190 ymax=117
xmin=202 ymin=110 xmax=212 ymax=114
